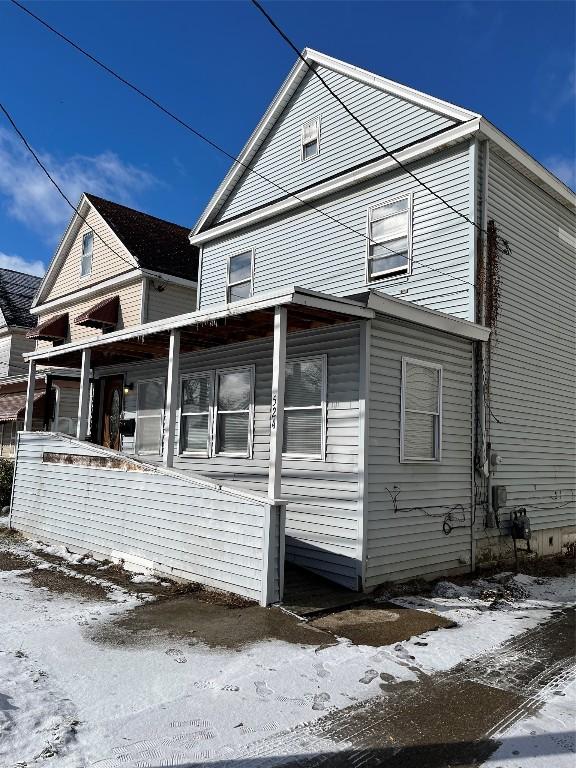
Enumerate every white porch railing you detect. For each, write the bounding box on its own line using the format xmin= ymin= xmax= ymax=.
xmin=10 ymin=431 xmax=285 ymax=606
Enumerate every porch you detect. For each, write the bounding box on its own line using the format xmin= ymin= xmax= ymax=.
xmin=16 ymin=288 xmax=373 ymax=601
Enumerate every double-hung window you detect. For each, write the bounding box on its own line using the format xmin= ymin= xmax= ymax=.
xmin=81 ymin=231 xmax=94 ymax=277
xmin=180 ymin=372 xmax=213 ymax=455
xmin=301 ymin=117 xmax=320 ymax=161
xmin=214 ymin=367 xmax=253 ymax=456
xmin=227 ymin=250 xmax=253 ymax=303
xmin=135 ymin=379 xmax=165 ymax=455
xmin=367 ymin=195 xmax=412 ymax=280
xmin=401 ymin=358 xmax=442 ymax=462
xmin=283 ymin=356 xmax=326 ymax=458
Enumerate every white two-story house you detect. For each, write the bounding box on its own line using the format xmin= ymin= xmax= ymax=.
xmin=10 ymin=50 xmax=575 ymax=605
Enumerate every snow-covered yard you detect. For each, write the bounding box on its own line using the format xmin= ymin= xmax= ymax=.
xmin=0 ymin=530 xmax=574 ymax=767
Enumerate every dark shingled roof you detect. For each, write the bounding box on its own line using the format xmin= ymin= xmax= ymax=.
xmin=85 ymin=194 xmax=198 ymax=282
xmin=0 ymin=268 xmax=42 ymax=328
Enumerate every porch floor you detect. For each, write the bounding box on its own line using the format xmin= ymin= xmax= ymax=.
xmin=280 ymin=563 xmax=367 ymax=618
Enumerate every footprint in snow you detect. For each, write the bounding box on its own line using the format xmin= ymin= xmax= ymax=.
xmin=314 ymin=663 xmax=330 ymax=678
xmin=165 ymin=648 xmax=187 ymax=663
xmin=193 ymin=680 xmax=217 ymax=690
xmin=221 ymin=684 xmax=240 ymax=692
xmin=359 ymin=669 xmax=379 ymax=684
xmin=306 ymin=692 xmax=331 ymax=711
xmin=254 ymin=680 xmax=273 ymax=697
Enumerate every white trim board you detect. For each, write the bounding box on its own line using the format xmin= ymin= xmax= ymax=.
xmin=191 ymin=48 xmax=478 ymax=236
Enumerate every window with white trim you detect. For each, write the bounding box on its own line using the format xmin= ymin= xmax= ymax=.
xmin=226 ymin=250 xmax=253 ymax=303
xmin=214 ymin=367 xmax=253 ymax=456
xmin=301 ymin=117 xmax=320 ymax=161
xmin=80 ymin=231 xmax=94 ymax=277
xmin=283 ymin=356 xmax=326 ymax=458
xmin=180 ymin=372 xmax=213 ymax=455
xmin=401 ymin=359 xmax=442 ymax=462
xmin=135 ymin=379 xmax=165 ymax=455
xmin=367 ymin=195 xmax=412 ymax=280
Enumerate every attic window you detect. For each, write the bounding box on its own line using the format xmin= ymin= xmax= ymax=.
xmin=301 ymin=118 xmax=320 ymax=161
xmin=81 ymin=231 xmax=94 ymax=277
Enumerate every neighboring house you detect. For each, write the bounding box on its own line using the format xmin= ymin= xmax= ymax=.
xmin=10 ymin=50 xmax=575 ymax=606
xmin=27 ymin=193 xmax=198 ymax=449
xmin=0 ymin=268 xmax=79 ymax=455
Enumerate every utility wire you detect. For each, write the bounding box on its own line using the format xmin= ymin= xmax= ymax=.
xmin=251 ymin=0 xmax=493 ymax=241
xmin=0 ymin=101 xmax=151 ymax=278
xmin=9 ymin=0 xmax=480 ymax=292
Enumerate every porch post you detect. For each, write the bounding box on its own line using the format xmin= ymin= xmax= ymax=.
xmin=23 ymin=360 xmax=37 ymax=432
xmin=268 ymin=305 xmax=287 ymax=500
xmin=76 ymin=348 xmax=91 ymax=441
xmin=163 ymin=329 xmax=180 ymax=468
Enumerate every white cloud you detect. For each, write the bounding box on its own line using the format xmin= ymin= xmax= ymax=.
xmin=0 ymin=251 xmax=46 ymax=276
xmin=0 ymin=126 xmax=157 ymax=241
xmin=544 ymin=155 xmax=576 ymax=190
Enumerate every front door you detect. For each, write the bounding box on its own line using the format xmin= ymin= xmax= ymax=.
xmin=101 ymin=376 xmax=124 ymax=451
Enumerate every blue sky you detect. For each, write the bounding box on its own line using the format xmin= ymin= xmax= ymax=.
xmin=0 ymin=0 xmax=574 ymax=276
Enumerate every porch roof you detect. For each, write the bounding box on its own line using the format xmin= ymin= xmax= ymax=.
xmin=23 ymin=287 xmax=373 ymax=369
xmin=23 ymin=286 xmax=490 ymax=369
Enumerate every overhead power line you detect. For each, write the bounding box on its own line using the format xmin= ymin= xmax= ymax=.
xmin=250 ymin=0 xmax=493 ymax=240
xmin=0 ymin=101 xmax=144 ymax=278
xmin=8 ymin=0 xmax=480 ymax=291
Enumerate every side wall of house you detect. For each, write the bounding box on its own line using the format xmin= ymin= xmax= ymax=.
xmin=145 ymin=281 xmax=197 ymax=323
xmin=96 ymin=323 xmax=363 ymax=588
xmin=479 ymin=150 xmax=576 ymax=558
xmin=200 ymin=143 xmax=475 ymax=320
xmin=8 ymin=331 xmax=37 ymax=377
xmin=365 ymin=315 xmax=474 ymax=587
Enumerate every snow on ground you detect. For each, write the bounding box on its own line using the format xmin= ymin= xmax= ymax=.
xmin=481 ymin=668 xmax=576 ymax=767
xmin=0 ymin=535 xmax=574 ymax=767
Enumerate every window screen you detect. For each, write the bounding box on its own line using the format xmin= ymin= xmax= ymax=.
xmin=181 ymin=373 xmax=212 ymax=454
xmin=215 ymin=369 xmax=252 ymax=455
xmin=301 ymin=118 xmax=320 ymax=161
xmin=401 ymin=361 xmax=441 ymax=461
xmin=136 ymin=379 xmax=165 ymax=454
xmin=227 ymin=251 xmax=253 ymax=303
xmin=283 ymin=357 xmax=325 ymax=457
xmin=81 ymin=231 xmax=93 ymax=277
xmin=367 ymin=197 xmax=411 ymax=279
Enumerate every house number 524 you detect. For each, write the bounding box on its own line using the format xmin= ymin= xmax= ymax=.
xmin=270 ymin=393 xmax=277 ymax=430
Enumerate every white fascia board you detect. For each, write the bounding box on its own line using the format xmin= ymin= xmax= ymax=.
xmin=190 ymin=118 xmax=481 ymax=245
xmin=32 ymin=195 xmax=91 ymax=309
xmin=31 ymin=270 xmax=142 ymax=315
xmin=306 ymin=49 xmax=479 ymax=123
xmin=479 ymin=119 xmax=576 ymax=210
xmin=141 ymin=270 xmax=198 ymax=289
xmin=368 ymin=291 xmax=490 ymax=341
xmin=191 ymin=56 xmax=309 ymax=237
xmin=24 ymin=286 xmax=374 ymax=362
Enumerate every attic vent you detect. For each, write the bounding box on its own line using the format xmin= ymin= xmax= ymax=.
xmin=301 ymin=117 xmax=320 ymax=161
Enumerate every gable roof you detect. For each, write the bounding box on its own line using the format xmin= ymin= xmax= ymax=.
xmin=0 ymin=268 xmax=42 ymax=328
xmin=192 ymin=48 xmax=479 ymax=236
xmin=85 ymin=194 xmax=198 ymax=281
xmin=192 ymin=48 xmax=574 ymax=240
xmin=33 ymin=194 xmax=199 ymax=309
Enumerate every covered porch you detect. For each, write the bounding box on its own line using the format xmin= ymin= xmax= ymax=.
xmin=16 ymin=288 xmax=373 ymax=600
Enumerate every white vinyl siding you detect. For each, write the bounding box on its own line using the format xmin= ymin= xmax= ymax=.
xmin=200 ymin=144 xmax=473 ymax=319
xmin=214 ymin=367 xmax=254 ymax=457
xmin=80 ymin=231 xmax=93 ymax=277
xmin=401 ymin=358 xmax=442 ymax=462
xmin=214 ymin=66 xmax=456 ymax=223
xmin=283 ymin=355 xmax=326 ymax=458
xmin=135 ymin=379 xmax=165 ymax=455
xmin=367 ymin=195 xmax=412 ymax=280
xmin=301 ymin=117 xmax=320 ymax=161
xmin=226 ymin=250 xmax=253 ymax=303
xmin=180 ymin=372 xmax=213 ymax=455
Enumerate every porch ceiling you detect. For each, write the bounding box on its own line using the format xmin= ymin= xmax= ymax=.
xmin=27 ymin=291 xmax=365 ymax=368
